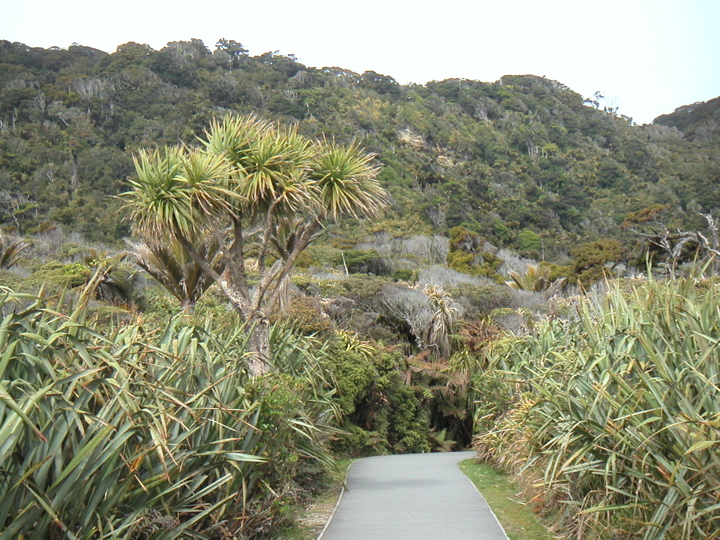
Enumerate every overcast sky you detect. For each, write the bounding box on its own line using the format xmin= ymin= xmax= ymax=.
xmin=2 ymin=0 xmax=718 ymax=124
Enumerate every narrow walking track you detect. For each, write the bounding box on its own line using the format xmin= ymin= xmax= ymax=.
xmin=319 ymin=451 xmax=509 ymax=540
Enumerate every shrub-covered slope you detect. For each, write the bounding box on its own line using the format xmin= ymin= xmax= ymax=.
xmin=0 ymin=39 xmax=718 ymax=261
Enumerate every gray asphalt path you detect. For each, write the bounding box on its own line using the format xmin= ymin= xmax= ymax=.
xmin=319 ymin=451 xmax=509 ymax=540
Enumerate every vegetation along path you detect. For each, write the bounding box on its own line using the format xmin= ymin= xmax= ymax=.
xmin=320 ymin=451 xmax=509 ymax=539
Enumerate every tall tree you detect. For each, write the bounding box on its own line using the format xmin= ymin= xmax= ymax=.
xmin=122 ymin=115 xmax=388 ymax=375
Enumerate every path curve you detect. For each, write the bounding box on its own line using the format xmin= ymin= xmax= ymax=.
xmin=319 ymin=451 xmax=509 ymax=540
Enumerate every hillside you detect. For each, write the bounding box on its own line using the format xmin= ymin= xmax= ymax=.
xmin=0 ymin=39 xmax=718 ymax=262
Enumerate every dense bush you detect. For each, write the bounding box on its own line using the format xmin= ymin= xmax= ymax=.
xmin=342 ymin=249 xmax=394 ymax=276
xmin=327 ymin=336 xmax=431 ymax=456
xmin=0 ymin=283 xmax=338 ymax=539
xmin=448 ymin=282 xmax=514 ymax=318
xmin=4 ymin=39 xmax=720 ymax=266
xmin=473 ymin=278 xmax=720 ymax=539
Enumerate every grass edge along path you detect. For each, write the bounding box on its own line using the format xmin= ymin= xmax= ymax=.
xmin=460 ymin=458 xmax=557 ymax=540
xmin=280 ymin=459 xmax=355 ymax=539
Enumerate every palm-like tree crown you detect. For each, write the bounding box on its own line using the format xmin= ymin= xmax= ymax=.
xmin=122 ymin=147 xmax=234 ymax=239
xmin=312 ymin=141 xmax=387 ymax=221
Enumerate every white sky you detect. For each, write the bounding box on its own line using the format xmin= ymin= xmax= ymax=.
xmin=2 ymin=0 xmax=719 ymax=124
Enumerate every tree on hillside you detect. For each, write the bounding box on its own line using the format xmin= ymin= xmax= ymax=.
xmin=122 ymin=115 xmax=388 ymax=375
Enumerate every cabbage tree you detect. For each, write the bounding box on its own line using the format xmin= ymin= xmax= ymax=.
xmin=122 ymin=115 xmax=388 ymax=375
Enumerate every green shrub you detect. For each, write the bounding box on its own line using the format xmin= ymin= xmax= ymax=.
xmin=447 ymin=249 xmax=477 ymax=274
xmin=343 ymin=249 xmax=393 ymax=276
xmin=0 ymin=269 xmax=23 ymax=291
xmin=329 ymin=345 xmax=377 ymax=415
xmin=448 ymin=283 xmax=514 ymax=318
xmin=294 ymin=243 xmax=343 ymax=268
xmin=271 ymin=296 xmax=334 ymax=335
xmin=330 ymin=424 xmax=383 ymax=456
xmin=515 ymin=228 xmax=542 ymax=257
xmin=391 ymin=268 xmax=417 ymax=282
xmin=571 ymin=238 xmax=625 ymax=284
xmin=449 ymin=225 xmax=483 ymax=251
xmin=374 ymin=365 xmax=430 ymax=453
xmin=318 ymin=275 xmax=391 ymax=311
xmin=27 ymin=261 xmax=92 ymax=290
xmin=447 ymin=248 xmax=503 ymax=280
xmin=328 ymin=344 xmax=430 ymax=456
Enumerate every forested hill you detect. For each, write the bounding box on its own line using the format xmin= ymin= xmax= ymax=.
xmin=1 ymin=39 xmax=718 ymax=261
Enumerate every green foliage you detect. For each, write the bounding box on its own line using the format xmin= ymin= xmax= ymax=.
xmin=571 ymin=238 xmax=624 ymax=283
xmin=542 ymin=261 xmax=574 ymax=284
xmin=0 ymin=269 xmax=23 ymax=290
xmin=474 ymin=278 xmax=720 ymax=539
xmin=0 ymin=285 xmax=339 ymax=538
xmin=373 ymin=364 xmax=430 ymax=453
xmin=327 ymin=338 xmax=430 ymax=456
xmin=447 ymin=247 xmax=503 ymax=280
xmin=470 ymin=371 xmax=513 ymax=432
xmin=342 ymin=248 xmax=392 ymax=275
xmin=0 ymin=40 xmax=718 ymax=261
xmin=327 ymin=343 xmax=376 ymax=416
xmin=272 ymin=296 xmax=334 ymax=335
xmin=621 ymin=203 xmax=672 ymax=229
xmin=446 ymin=249 xmax=476 ymax=274
xmin=514 ymin=229 xmax=541 ymax=256
xmin=390 ymin=268 xmax=417 ymax=282
xmin=318 ymin=275 xmax=390 ymax=309
xmin=121 ymin=114 xmax=388 ymax=375
xmin=27 ymin=260 xmax=92 ymax=289
xmin=294 ymin=243 xmax=342 ymax=268
xmin=448 ymin=283 xmax=514 ymax=318
xmin=505 ymin=263 xmax=566 ymax=293
xmin=446 ymin=226 xmax=504 ymax=280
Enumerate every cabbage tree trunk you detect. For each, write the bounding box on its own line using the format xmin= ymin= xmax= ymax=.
xmin=246 ymin=314 xmax=271 ymax=377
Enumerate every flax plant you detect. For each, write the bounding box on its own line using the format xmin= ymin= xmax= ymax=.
xmin=474 ymin=277 xmax=720 ymax=539
xmin=0 ymin=282 xmax=339 ymax=538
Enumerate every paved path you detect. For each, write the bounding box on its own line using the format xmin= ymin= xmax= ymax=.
xmin=319 ymin=451 xmax=509 ymax=540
